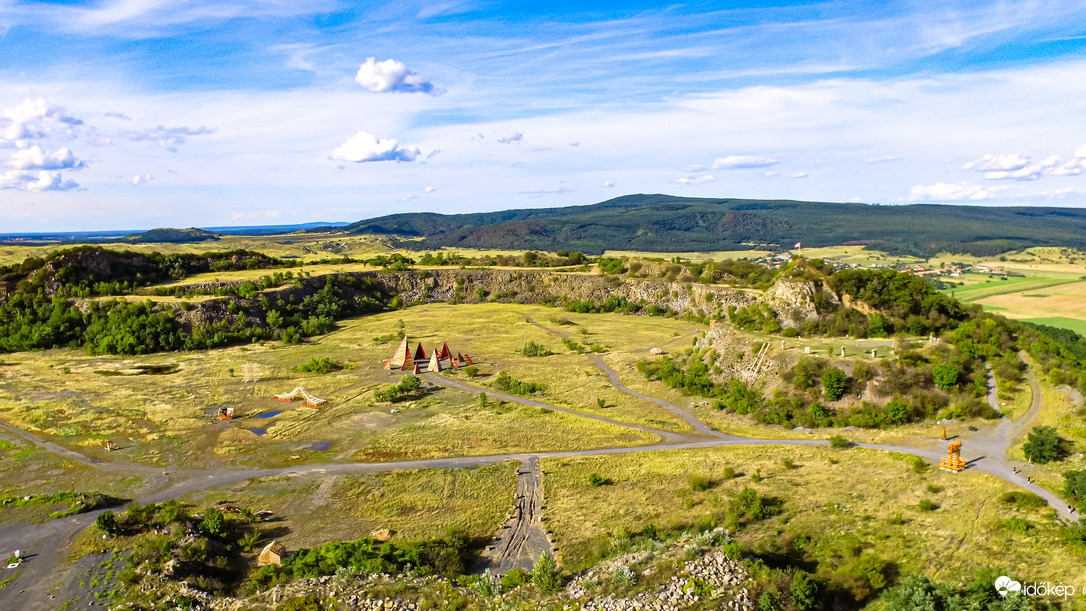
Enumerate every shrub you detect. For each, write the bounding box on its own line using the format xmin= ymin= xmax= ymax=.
xmin=494 ymin=371 xmax=544 ymax=395
xmin=1063 ymin=470 xmax=1086 ymax=505
xmin=917 ymin=499 xmax=937 ymax=512
xmin=932 ymin=364 xmax=960 ymax=391
xmin=781 ymin=458 xmax=796 ymax=470
xmin=1003 ymin=516 xmax=1032 ymax=534
xmin=1023 ymin=425 xmax=1064 ymax=464
xmin=751 ymin=469 xmax=763 ymax=483
xmin=295 ymin=357 xmax=346 ymax=374
xmin=910 ymin=456 xmax=929 ymax=473
xmin=501 ymin=567 xmax=529 ymax=590
xmin=96 ymin=510 xmax=119 ymax=536
xmin=588 ymin=473 xmax=611 ymax=487
xmin=464 ymin=365 xmax=479 ymax=379
xmin=200 ymin=507 xmax=226 ymax=536
xmin=1000 ymin=491 xmax=1047 ymax=509
xmin=688 ymin=475 xmax=712 ymax=491
xmin=722 ymin=466 xmax=737 ymax=480
xmin=829 ymin=435 xmax=850 ymax=449
xmin=520 ymin=341 xmax=553 ymax=357
xmin=531 ymin=553 xmax=563 ymax=594
xmin=789 ymin=571 xmax=819 ymax=610
xmin=821 ymin=368 xmax=849 ymax=400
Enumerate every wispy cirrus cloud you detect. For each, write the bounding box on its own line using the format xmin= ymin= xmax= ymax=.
xmin=122 ymin=124 xmax=215 ymax=152
xmin=908 ymin=182 xmax=999 ymax=202
xmin=676 ymin=173 xmax=714 ymax=185
xmin=711 ymin=155 xmax=778 ymax=169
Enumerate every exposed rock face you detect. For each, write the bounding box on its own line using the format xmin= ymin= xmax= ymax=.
xmin=165 ymin=269 xmax=756 ymax=333
xmin=757 ymin=279 xmax=838 ymax=328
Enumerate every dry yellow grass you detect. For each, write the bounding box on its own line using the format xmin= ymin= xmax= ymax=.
xmin=175 ymin=463 xmax=517 ymax=549
xmin=541 ymin=445 xmax=1086 ymax=588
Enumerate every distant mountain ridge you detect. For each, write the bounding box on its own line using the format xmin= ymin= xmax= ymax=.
xmin=124 ymin=227 xmax=220 ymax=243
xmin=328 ymin=194 xmax=1086 ymax=256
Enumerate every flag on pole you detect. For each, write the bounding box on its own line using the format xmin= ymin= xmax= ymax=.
xmin=794 ymin=242 xmax=802 ymax=249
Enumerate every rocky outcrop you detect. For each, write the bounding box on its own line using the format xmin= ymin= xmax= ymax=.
xmin=757 ymin=279 xmax=838 ymax=328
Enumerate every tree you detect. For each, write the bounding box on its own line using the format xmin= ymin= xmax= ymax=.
xmin=265 ymin=309 xmax=283 ymax=330
xmin=1064 ymin=470 xmax=1086 ymax=505
xmin=1023 ymin=425 xmax=1063 ymax=464
xmin=821 ymin=368 xmax=848 ymax=401
xmin=531 ymin=552 xmax=563 ymax=594
xmin=96 ymin=510 xmax=119 ymax=536
xmin=464 ymin=365 xmax=479 ymax=379
xmin=932 ymin=364 xmax=960 ymax=391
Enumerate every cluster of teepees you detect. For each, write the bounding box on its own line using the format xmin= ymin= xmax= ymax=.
xmin=273 ymin=386 xmax=327 ymax=408
xmin=381 ymin=335 xmax=474 ymax=374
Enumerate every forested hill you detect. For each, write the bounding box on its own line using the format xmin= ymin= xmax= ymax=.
xmin=329 ymin=194 xmax=1086 ymax=256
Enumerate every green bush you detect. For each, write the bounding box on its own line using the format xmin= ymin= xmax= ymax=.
xmin=294 ymin=357 xmax=346 ymax=374
xmin=501 ymin=567 xmax=529 ymax=590
xmin=829 ymin=435 xmax=850 ymax=449
xmin=588 ymin=473 xmax=611 ymax=487
xmin=520 ymin=341 xmax=553 ymax=357
xmin=999 ymin=490 xmax=1047 ymax=509
xmin=722 ymin=466 xmax=737 ymax=480
xmin=688 ymin=475 xmax=712 ymax=491
xmin=1023 ymin=426 xmax=1064 ymax=464
xmin=531 ymin=553 xmax=563 ymax=594
xmin=1003 ymin=516 xmax=1032 ymax=534
xmin=821 ymin=368 xmax=848 ymax=401
xmin=494 ymin=371 xmax=544 ymax=395
xmin=463 ymin=365 xmax=479 ymax=379
xmin=200 ymin=508 xmax=226 ymax=537
xmin=910 ymin=456 xmax=929 ymax=473
xmin=917 ymin=499 xmax=937 ymax=512
xmin=96 ymin=510 xmax=119 ymax=536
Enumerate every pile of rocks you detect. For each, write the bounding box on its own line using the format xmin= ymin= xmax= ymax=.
xmin=568 ymin=548 xmax=755 ymax=611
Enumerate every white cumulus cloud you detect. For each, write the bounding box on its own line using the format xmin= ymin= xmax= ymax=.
xmin=497 ymin=131 xmax=523 ymax=144
xmin=354 ymin=58 xmax=442 ymax=94
xmin=0 ymin=98 xmax=83 ymax=144
xmin=424 ymin=185 xmax=436 ymax=193
xmin=1076 ymin=143 xmax=1086 ymax=159
xmin=0 ymin=169 xmax=79 ymax=192
xmin=908 ymin=182 xmax=997 ymax=201
xmin=603 ymin=180 xmax=614 ymax=187
xmin=131 ymin=173 xmax=154 ymax=185
xmin=676 ymin=173 xmax=715 ymax=185
xmin=8 ymin=146 xmax=84 ymax=171
xmin=711 ymin=155 xmax=779 ymax=169
xmin=791 ymin=172 xmax=808 ymax=178
xmin=331 ymin=130 xmax=419 ymax=163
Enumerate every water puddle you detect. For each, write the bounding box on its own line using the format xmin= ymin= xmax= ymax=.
xmin=255 ymin=411 xmax=281 ymax=419
xmin=305 ymin=441 xmax=332 ymax=451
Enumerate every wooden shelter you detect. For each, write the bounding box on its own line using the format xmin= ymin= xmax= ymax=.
xmin=258 ymin=541 xmax=285 ymax=566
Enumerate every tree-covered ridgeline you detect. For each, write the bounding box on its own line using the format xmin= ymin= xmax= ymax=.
xmin=0 ymin=273 xmax=394 ymax=355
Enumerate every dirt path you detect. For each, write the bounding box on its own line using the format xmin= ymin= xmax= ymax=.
xmin=525 ymin=316 xmax=717 ymax=435
xmin=478 ymin=457 xmax=551 ymax=573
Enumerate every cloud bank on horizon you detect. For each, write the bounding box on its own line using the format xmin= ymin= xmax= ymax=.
xmin=1 ymin=0 xmax=1086 ymax=230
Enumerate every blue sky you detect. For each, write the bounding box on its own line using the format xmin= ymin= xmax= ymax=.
xmin=1 ymin=0 xmax=1086 ymax=231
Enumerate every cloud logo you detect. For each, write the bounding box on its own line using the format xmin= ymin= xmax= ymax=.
xmin=995 ymin=576 xmax=1021 ymax=597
